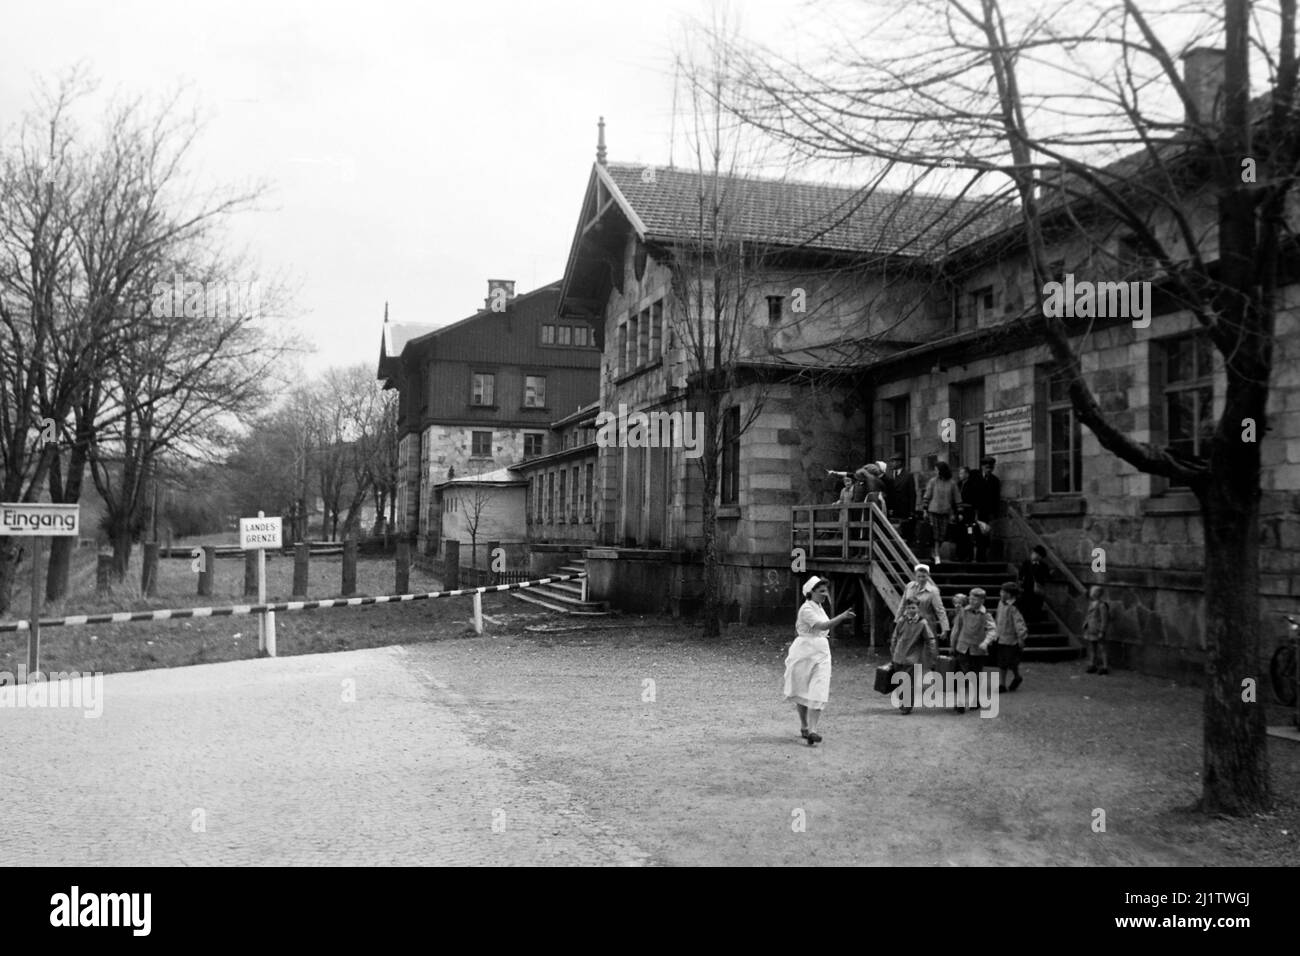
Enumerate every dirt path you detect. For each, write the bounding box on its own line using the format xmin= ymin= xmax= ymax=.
xmin=399 ymin=611 xmax=1300 ymax=866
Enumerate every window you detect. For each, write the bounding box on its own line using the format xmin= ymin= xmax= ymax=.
xmin=767 ymin=295 xmax=784 ymax=324
xmin=547 ymin=472 xmax=555 ymax=522
xmin=541 ymin=324 xmax=555 ymax=345
xmin=558 ymin=325 xmax=572 ymax=346
xmin=970 ymin=286 xmax=996 ymax=325
xmin=558 ymin=470 xmax=567 ymax=523
xmin=471 ymin=373 xmax=495 ymax=406
xmin=526 ymin=479 xmax=533 ymax=524
xmin=571 ymin=465 xmax=580 ymax=521
xmin=628 ymin=312 xmax=639 ymax=370
xmin=650 ymin=300 xmax=663 ymax=359
xmin=585 ymin=463 xmax=594 ymax=520
xmin=721 ymin=406 xmax=741 ymax=505
xmin=618 ymin=323 xmax=628 ymax=375
xmin=471 ymin=430 xmax=492 ymax=457
xmin=1047 ymin=372 xmax=1083 ymax=494
xmin=574 ymin=325 xmax=589 ymax=347
xmin=888 ymin=396 xmax=910 ymax=466
xmin=637 ymin=308 xmax=649 ymax=366
xmin=524 ymin=375 xmax=546 ymax=408
xmin=524 ymin=432 xmax=544 ymax=458
xmin=1162 ymin=333 xmax=1214 ymax=486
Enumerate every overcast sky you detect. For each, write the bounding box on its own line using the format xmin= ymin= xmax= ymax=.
xmin=0 ymin=0 xmax=834 ymax=383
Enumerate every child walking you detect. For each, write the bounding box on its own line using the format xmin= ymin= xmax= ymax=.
xmin=890 ymin=596 xmax=936 ymax=715
xmin=1083 ymin=585 xmax=1111 ymax=674
xmin=983 ymin=581 xmax=1028 ymax=692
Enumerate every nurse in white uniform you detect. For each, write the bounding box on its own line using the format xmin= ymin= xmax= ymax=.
xmin=784 ymin=576 xmax=856 ymax=746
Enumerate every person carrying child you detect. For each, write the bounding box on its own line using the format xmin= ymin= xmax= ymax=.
xmin=982 ymin=581 xmax=1028 ymax=692
xmin=1083 ymin=585 xmax=1111 ymax=675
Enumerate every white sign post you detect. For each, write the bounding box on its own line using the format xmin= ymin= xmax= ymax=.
xmin=1 ymin=502 xmax=80 ymax=680
xmin=239 ymin=512 xmax=282 ymax=657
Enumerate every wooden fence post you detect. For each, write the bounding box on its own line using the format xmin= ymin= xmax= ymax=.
xmin=198 ymin=546 xmax=216 ymax=597
xmin=342 ymin=537 xmax=358 ymax=596
xmin=141 ymin=542 xmax=160 ymax=597
xmin=96 ymin=554 xmax=113 ymax=595
xmin=396 ymin=539 xmax=410 ymax=594
xmin=444 ymin=539 xmax=460 ymax=590
xmin=293 ymin=543 xmax=310 ymax=598
xmin=244 ymin=550 xmax=258 ymax=597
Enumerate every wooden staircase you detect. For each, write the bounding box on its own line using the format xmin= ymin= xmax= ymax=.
xmin=509 ymin=559 xmax=610 ymax=616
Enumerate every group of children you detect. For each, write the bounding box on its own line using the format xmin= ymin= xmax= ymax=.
xmin=889 ymin=580 xmax=1113 ymax=712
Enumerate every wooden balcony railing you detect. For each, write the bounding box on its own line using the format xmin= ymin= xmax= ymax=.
xmin=790 ymin=499 xmax=920 ymax=614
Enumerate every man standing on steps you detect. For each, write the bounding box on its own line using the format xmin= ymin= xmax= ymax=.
xmin=972 ymin=456 xmax=1001 ymax=561
xmin=885 ymin=453 xmax=916 ymax=540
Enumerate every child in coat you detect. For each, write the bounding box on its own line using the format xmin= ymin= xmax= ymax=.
xmin=982 ymin=582 xmax=1028 ymax=692
xmin=890 ymin=596 xmax=936 ymax=715
xmin=1083 ymin=585 xmax=1111 ymax=674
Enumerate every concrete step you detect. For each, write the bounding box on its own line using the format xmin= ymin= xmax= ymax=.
xmin=557 ymin=565 xmax=586 ymax=576
xmin=509 ymin=590 xmax=610 ymax=615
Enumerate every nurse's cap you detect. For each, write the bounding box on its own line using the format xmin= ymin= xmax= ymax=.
xmin=802 ymin=576 xmax=824 ymax=596
xmin=914 ymin=563 xmax=930 ymax=573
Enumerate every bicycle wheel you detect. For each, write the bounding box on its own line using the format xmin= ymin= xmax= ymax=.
xmin=1271 ymin=645 xmax=1298 ymax=707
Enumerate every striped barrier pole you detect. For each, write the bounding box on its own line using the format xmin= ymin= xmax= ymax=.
xmin=0 ymin=573 xmax=586 ymax=634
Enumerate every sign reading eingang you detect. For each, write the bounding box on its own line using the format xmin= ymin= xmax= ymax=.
xmin=0 ymin=502 xmax=80 ymax=537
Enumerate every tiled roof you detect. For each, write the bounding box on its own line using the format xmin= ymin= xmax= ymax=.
xmin=603 ymin=163 xmax=1002 ymax=258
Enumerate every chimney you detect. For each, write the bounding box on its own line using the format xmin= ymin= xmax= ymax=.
xmin=596 ymin=116 xmax=607 ymax=166
xmin=1180 ymin=47 xmax=1226 ymax=129
xmin=485 ymin=279 xmax=516 ymax=311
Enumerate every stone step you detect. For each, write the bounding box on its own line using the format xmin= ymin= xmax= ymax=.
xmin=557 ymin=565 xmax=586 ymax=576
xmin=540 ymin=579 xmax=586 ymax=597
xmin=509 ymin=590 xmax=610 ymax=615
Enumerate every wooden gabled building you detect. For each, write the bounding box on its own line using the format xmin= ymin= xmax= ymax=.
xmin=378 ymin=280 xmax=600 ymax=554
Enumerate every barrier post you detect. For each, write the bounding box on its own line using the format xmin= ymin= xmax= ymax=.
xmin=472 ymin=590 xmax=483 ymax=635
xmin=244 ymin=550 xmax=257 ymax=597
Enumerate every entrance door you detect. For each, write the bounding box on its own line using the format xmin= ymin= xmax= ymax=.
xmin=952 ymin=380 xmax=985 ymax=471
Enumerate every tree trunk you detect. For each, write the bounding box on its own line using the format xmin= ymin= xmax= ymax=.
xmin=1198 ymin=471 xmax=1270 ymax=813
xmin=46 ymin=436 xmax=90 ymax=603
xmin=0 ymin=539 xmax=23 ymax=618
xmin=111 ymin=528 xmax=133 ymax=581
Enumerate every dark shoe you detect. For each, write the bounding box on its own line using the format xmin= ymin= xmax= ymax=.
xmin=800 ymin=728 xmax=810 ymax=739
xmin=807 ymin=732 xmax=822 ymax=745
xmin=1086 ymin=665 xmax=1098 ymax=674
xmin=1010 ymin=675 xmax=1023 ymax=691
xmin=1098 ymin=667 xmax=1109 ymax=675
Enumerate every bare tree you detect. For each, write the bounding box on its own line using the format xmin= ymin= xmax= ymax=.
xmin=721 ymin=0 xmax=1294 ymax=813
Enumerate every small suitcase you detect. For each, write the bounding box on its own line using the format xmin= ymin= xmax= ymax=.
xmin=874 ymin=664 xmax=895 ymax=695
xmin=934 ymin=654 xmax=956 ymax=674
